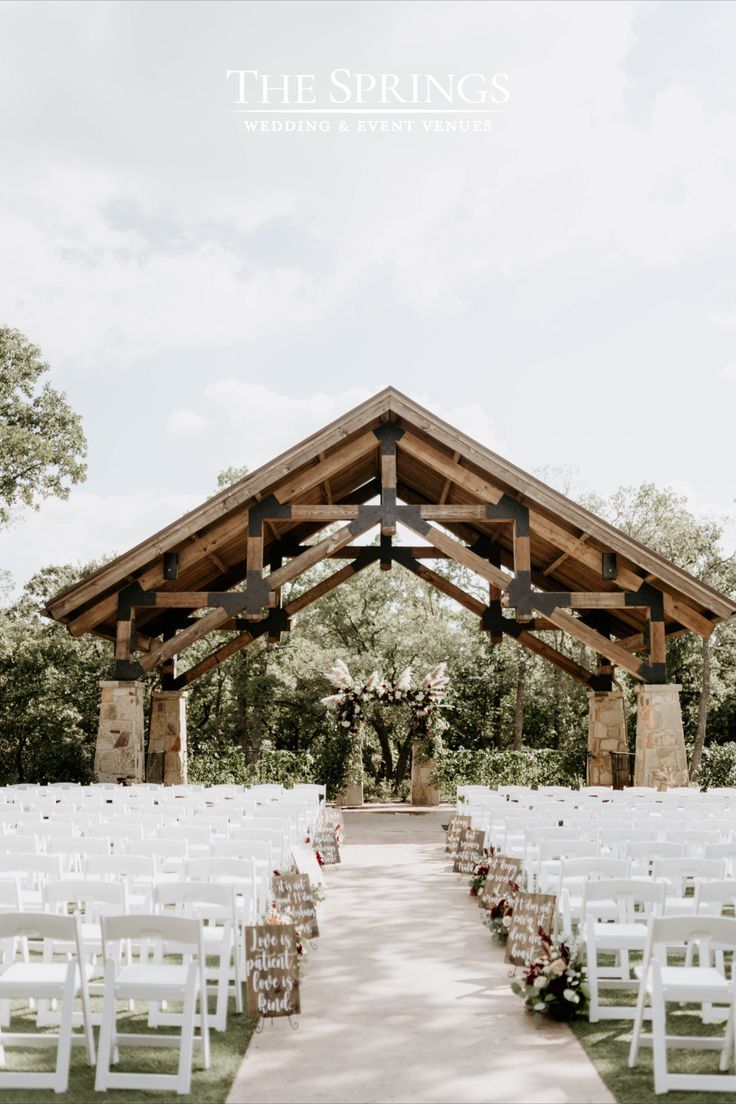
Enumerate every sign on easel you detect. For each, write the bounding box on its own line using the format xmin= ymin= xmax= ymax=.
xmin=291 ymin=844 xmax=325 ymax=888
xmin=245 ymin=923 xmax=301 ymax=1018
xmin=479 ymin=855 xmax=522 ymax=910
xmin=453 ymin=828 xmax=486 ymax=874
xmin=505 ymin=892 xmax=556 ymax=967
xmin=313 ymin=825 xmax=341 ymax=865
xmin=272 ymin=872 xmax=320 ymax=940
xmin=445 ymin=814 xmax=472 ymax=854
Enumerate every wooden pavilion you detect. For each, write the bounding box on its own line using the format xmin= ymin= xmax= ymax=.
xmin=45 ymin=387 xmax=736 ymax=796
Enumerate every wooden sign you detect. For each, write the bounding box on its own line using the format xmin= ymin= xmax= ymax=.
xmin=313 ymin=826 xmax=340 ymax=865
xmin=453 ymin=828 xmax=486 ymax=874
xmin=245 ymin=923 xmax=301 ymax=1018
xmin=505 ymin=892 xmax=557 ymax=967
xmin=479 ymin=855 xmax=523 ymax=910
xmin=445 ymin=814 xmax=471 ymax=854
xmin=272 ymin=872 xmax=319 ymax=940
xmin=291 ymin=844 xmax=325 ymax=888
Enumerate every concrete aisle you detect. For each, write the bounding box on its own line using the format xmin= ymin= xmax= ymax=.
xmin=227 ymin=809 xmax=615 ymax=1104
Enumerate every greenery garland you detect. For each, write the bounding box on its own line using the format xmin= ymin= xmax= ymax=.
xmin=321 ymin=660 xmax=450 ymax=761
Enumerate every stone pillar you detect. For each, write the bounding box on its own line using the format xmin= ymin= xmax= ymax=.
xmin=635 ymin=684 xmax=689 ymax=789
xmin=335 ymin=728 xmax=363 ymax=807
xmin=586 ymin=688 xmax=628 ymax=786
xmin=411 ymin=742 xmax=440 ymax=806
xmin=95 ymin=681 xmax=145 ymax=783
xmin=147 ymin=691 xmax=187 ymax=785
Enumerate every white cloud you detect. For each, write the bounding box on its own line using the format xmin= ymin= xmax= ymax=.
xmin=166 ymin=382 xmax=502 ymax=472
xmin=0 ymin=489 xmax=200 ymax=595
xmin=2 ymin=2 xmax=736 ymax=365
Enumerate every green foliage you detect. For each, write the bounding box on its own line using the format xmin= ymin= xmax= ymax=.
xmin=0 ymin=326 xmax=87 ymax=525
xmin=187 ymin=741 xmax=315 ymax=788
xmin=0 ymin=563 xmax=113 ymax=784
xmin=694 ymin=742 xmax=736 ymax=790
xmin=434 ymin=746 xmax=585 ymax=799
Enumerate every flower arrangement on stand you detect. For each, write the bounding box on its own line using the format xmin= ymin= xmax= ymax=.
xmin=321 ymin=660 xmax=449 ymax=762
xmin=511 ymin=931 xmax=589 ymax=1020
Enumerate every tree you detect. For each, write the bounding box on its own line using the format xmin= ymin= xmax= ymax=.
xmin=0 ymin=326 xmax=87 ymax=525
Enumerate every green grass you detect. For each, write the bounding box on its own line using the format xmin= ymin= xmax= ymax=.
xmin=0 ymin=999 xmax=255 ymax=1102
xmin=571 ymin=985 xmax=735 ymax=1104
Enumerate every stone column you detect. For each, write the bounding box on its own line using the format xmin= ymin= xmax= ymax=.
xmin=95 ymin=681 xmax=145 ymax=783
xmin=411 ymin=742 xmax=440 ymax=806
xmin=335 ymin=729 xmax=363 ymax=807
xmin=635 ymin=684 xmax=689 ymax=789
xmin=147 ymin=690 xmax=187 ymax=785
xmin=586 ymin=688 xmax=628 ymax=786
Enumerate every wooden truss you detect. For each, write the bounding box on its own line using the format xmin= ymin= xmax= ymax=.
xmin=111 ymin=423 xmax=672 ymax=691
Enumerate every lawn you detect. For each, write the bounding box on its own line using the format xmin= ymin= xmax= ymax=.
xmin=0 ymin=999 xmax=255 ymax=1102
xmin=571 ymin=988 xmax=735 ymax=1104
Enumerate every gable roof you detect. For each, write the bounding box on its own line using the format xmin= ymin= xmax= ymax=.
xmin=44 ymin=386 xmax=736 ymax=647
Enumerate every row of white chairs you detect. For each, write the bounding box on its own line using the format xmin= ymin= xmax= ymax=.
xmin=0 ymin=909 xmax=214 ymax=1094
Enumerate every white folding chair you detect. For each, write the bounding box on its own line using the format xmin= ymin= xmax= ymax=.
xmin=653 ymin=857 xmax=727 ymax=915
xmin=96 ymin=914 xmax=210 ymax=1094
xmin=0 ymin=912 xmax=95 ymax=1093
xmin=629 ymin=915 xmax=736 ymax=1094
xmin=584 ymin=879 xmax=666 ymax=1022
xmin=154 ymin=882 xmax=242 ymax=1031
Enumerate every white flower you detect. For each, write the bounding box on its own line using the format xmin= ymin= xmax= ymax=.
xmin=502 ymin=915 xmax=512 ymax=928
xmin=320 ymin=694 xmax=345 ymax=706
xmin=548 ymin=957 xmax=566 ymax=977
xmin=533 ymin=976 xmax=547 ymax=990
xmin=340 ymin=720 xmax=351 ymax=728
xmin=396 ymin=667 xmax=413 ymax=691
xmin=327 ymin=659 xmax=353 ymax=689
xmin=421 ymin=662 xmax=448 ymax=688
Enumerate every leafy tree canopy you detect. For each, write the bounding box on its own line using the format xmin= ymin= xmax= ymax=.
xmin=0 ymin=326 xmax=87 ymax=525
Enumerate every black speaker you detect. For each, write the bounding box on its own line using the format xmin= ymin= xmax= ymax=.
xmin=602 ymin=552 xmax=617 ymax=581
xmin=163 ymin=551 xmax=179 ymax=580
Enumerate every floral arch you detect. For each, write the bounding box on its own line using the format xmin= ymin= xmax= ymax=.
xmin=321 ymin=660 xmax=450 ymax=805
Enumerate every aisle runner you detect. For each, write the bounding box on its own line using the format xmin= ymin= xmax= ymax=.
xmin=227 ymin=809 xmax=613 ymax=1104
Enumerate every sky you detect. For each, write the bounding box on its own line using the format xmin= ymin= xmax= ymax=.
xmin=1 ymin=0 xmax=735 ymax=591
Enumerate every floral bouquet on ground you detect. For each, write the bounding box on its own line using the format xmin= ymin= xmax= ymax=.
xmin=481 ymin=883 xmax=520 ymax=943
xmin=511 ymin=930 xmax=589 ymax=1021
xmin=468 ymin=846 xmax=495 ymax=896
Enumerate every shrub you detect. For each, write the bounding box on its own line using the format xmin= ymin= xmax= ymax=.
xmin=694 ymin=742 xmax=736 ymax=790
xmin=433 ymin=746 xmax=584 ymax=800
xmin=187 ymin=743 xmax=314 ymax=788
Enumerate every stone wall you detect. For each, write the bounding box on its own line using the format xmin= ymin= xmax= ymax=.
xmin=95 ymin=680 xmax=145 ymax=783
xmin=147 ymin=690 xmax=187 ymax=785
xmin=587 ymin=688 xmax=629 ymax=787
xmin=635 ymin=684 xmax=689 ymax=789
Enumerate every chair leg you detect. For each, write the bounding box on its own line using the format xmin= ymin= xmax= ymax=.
xmin=53 ymin=963 xmax=77 ymax=1094
xmin=628 ymin=972 xmax=650 ymax=1068
xmin=79 ymin=965 xmax=96 ymax=1066
xmin=94 ymin=962 xmax=116 ymax=1093
xmin=650 ymin=968 xmax=668 ymax=1095
xmin=176 ymin=966 xmax=198 ymax=1094
xmin=586 ymin=936 xmax=600 ymax=1023
xmin=200 ymin=968 xmax=211 ymax=1070
xmin=214 ymin=949 xmax=228 ymax=1032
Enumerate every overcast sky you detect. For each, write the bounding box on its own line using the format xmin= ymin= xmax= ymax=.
xmin=1 ymin=0 xmax=735 ymax=589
